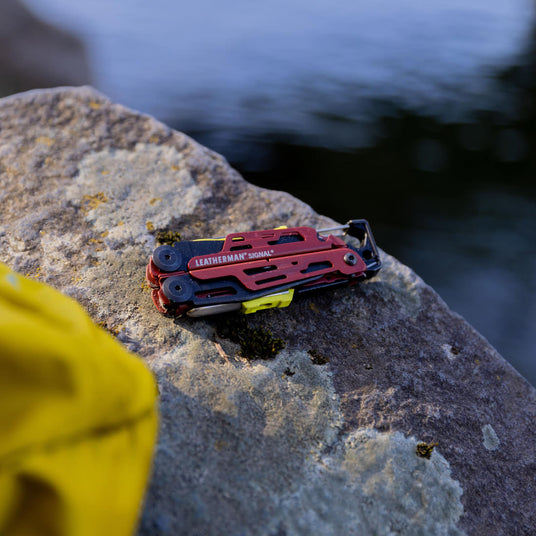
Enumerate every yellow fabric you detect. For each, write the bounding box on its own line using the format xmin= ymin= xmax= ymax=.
xmin=0 ymin=263 xmax=158 ymax=536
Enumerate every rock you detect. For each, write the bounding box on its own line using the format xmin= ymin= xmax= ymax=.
xmin=0 ymin=0 xmax=90 ymax=96
xmin=1 ymin=86 xmax=535 ymax=536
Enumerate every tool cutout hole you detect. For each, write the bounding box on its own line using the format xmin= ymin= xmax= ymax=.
xmin=301 ymin=261 xmax=332 ymax=274
xmin=244 ymin=265 xmax=277 ymax=276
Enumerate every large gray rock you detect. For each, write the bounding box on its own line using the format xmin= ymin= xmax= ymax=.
xmin=0 ymin=87 xmax=534 ymax=536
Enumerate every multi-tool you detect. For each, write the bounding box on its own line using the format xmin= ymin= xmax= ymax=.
xmin=146 ymin=219 xmax=381 ymax=317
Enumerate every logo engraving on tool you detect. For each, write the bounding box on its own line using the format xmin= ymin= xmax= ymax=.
xmin=247 ymin=249 xmax=275 ymax=260
xmin=193 ymin=249 xmax=276 ymax=267
xmin=193 ymin=252 xmax=248 ymax=267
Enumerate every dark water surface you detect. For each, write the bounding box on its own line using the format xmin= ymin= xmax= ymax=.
xmin=24 ymin=0 xmax=536 ymax=384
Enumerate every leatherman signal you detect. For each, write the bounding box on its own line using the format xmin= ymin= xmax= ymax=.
xmin=146 ymin=219 xmax=381 ymax=317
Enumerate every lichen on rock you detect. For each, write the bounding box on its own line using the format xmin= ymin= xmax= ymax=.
xmin=281 ymin=429 xmax=464 ymax=536
xmin=66 ymin=143 xmax=204 ymax=249
xmin=481 ymin=424 xmax=500 ymax=451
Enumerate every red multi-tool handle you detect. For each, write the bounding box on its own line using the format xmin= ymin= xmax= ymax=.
xmin=187 ymin=227 xmax=345 ymax=271
xmin=190 ymin=247 xmax=367 ymax=291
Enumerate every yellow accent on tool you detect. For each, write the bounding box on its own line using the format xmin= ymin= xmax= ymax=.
xmin=241 ymin=289 xmax=294 ymax=314
xmin=0 ymin=263 xmax=158 ymax=536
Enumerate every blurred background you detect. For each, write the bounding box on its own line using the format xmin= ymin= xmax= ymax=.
xmin=1 ymin=0 xmax=535 ymax=385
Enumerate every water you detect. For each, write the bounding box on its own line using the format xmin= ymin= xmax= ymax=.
xmin=24 ymin=0 xmax=532 ymax=130
xmin=21 ymin=0 xmax=536 ymax=384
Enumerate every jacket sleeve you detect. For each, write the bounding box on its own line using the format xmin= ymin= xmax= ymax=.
xmin=0 ymin=263 xmax=158 ymax=536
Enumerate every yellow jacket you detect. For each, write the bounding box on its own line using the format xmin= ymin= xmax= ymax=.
xmin=0 ymin=263 xmax=158 ymax=536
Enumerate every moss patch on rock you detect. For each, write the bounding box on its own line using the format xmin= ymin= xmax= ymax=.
xmin=308 ymin=349 xmax=330 ymax=365
xmin=215 ymin=315 xmax=286 ymax=360
xmin=154 ymin=229 xmax=182 ymax=245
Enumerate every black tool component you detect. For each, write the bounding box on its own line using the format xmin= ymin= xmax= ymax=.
xmin=162 ymin=274 xmax=283 ymax=307
xmin=152 ymin=246 xmax=184 ymax=272
xmin=152 ymin=240 xmax=224 ymax=272
xmin=345 ymin=219 xmax=381 ymax=278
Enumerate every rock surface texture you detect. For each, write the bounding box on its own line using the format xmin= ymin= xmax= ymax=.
xmin=1 ymin=87 xmax=535 ymax=536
